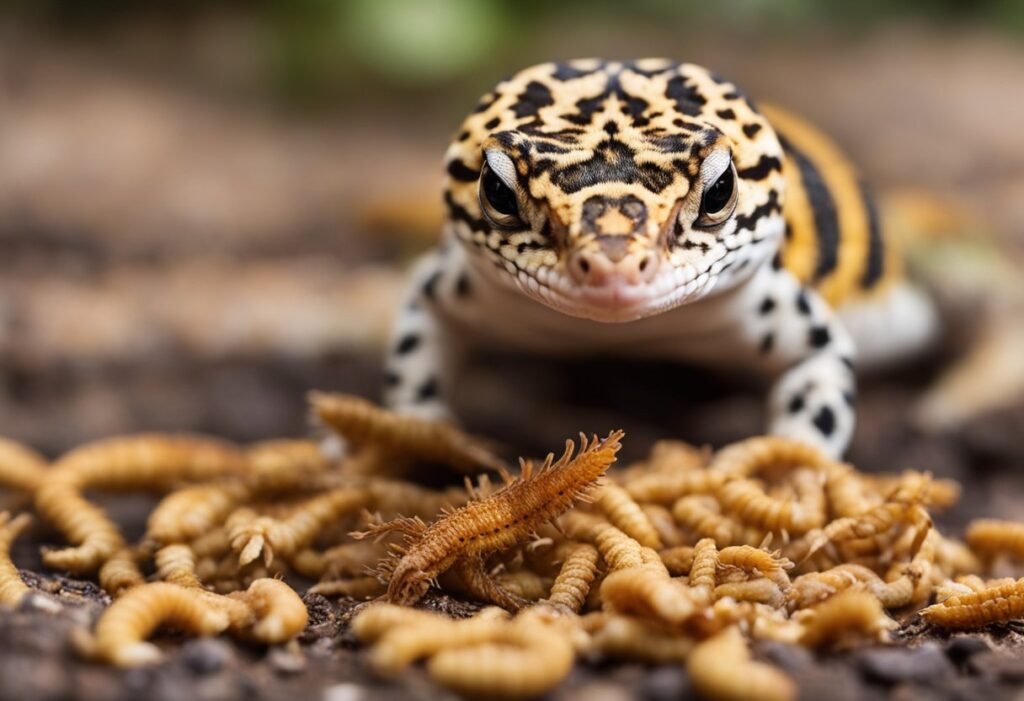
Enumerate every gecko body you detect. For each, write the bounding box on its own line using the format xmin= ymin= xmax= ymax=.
xmin=384 ymin=59 xmax=937 ymax=457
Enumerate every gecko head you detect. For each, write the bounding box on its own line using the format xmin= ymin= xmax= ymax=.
xmin=443 ymin=59 xmax=787 ymax=323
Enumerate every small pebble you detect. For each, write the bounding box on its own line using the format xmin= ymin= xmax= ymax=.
xmin=267 ymin=647 xmax=307 ymax=675
xmin=753 ymin=640 xmax=815 ymax=673
xmin=640 ymin=665 xmax=691 ymax=701
xmin=323 ymin=683 xmax=364 ymax=701
xmin=856 ymin=643 xmax=953 ymax=684
xmin=181 ymin=638 xmax=234 ymax=675
xmin=967 ymin=651 xmax=1024 ymax=682
xmin=945 ymin=635 xmax=991 ymax=666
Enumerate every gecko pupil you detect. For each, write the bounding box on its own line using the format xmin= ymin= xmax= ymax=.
xmin=701 ymin=167 xmax=734 ymax=215
xmin=481 ymin=163 xmax=519 ymax=216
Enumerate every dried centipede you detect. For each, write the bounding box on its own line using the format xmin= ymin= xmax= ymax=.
xmin=360 ymin=431 xmax=622 ymax=608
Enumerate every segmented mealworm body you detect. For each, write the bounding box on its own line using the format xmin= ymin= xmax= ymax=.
xmin=245 ymin=439 xmax=331 ymax=492
xmin=688 ymin=626 xmax=795 ymax=701
xmin=0 ymin=438 xmax=47 ymax=493
xmin=921 ymin=578 xmax=1024 ymax=629
xmin=716 ymin=477 xmax=824 ymax=535
xmin=714 ymin=579 xmax=785 ymax=607
xmin=587 ymin=614 xmax=695 ymax=662
xmin=966 ymin=519 xmax=1024 ymax=560
xmin=229 ymin=578 xmax=308 ymax=643
xmin=147 ymin=482 xmax=251 ymax=546
xmin=595 ymin=483 xmax=662 ymax=548
xmin=232 ymin=487 xmax=368 ymax=566
xmin=37 ymin=435 xmax=244 ymax=573
xmin=0 ymin=512 xmax=32 ymax=606
xmin=310 ymin=392 xmax=507 ymax=474
xmin=98 ymin=547 xmax=146 ymax=597
xmin=797 ymin=589 xmax=895 ymax=648
xmin=601 ymin=566 xmax=696 ymax=625
xmin=426 ymin=623 xmax=575 ymax=700
xmin=563 ymin=512 xmax=645 ymax=571
xmin=545 ymin=542 xmax=598 ymax=612
xmin=717 ymin=546 xmax=793 ymax=589
xmin=90 ymin=582 xmax=230 ymax=667
xmin=689 ymin=538 xmax=719 ymax=600
xmin=155 ymin=544 xmax=202 ymax=589
xmin=368 ymin=432 xmax=622 ymax=606
xmin=709 ymin=436 xmax=836 ymax=478
xmin=659 ymin=545 xmax=695 ymax=576
xmin=672 ymin=496 xmax=747 ymax=546
xmin=626 ymin=470 xmax=726 ymax=504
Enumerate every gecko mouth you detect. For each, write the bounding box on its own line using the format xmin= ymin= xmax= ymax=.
xmin=516 ymin=264 xmax=713 ymax=323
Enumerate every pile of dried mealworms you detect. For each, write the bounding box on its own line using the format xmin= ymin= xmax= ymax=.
xmin=2 ymin=393 xmax=1024 ymax=699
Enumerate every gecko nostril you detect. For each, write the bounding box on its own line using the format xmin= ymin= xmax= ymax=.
xmin=578 ymin=258 xmax=590 ymax=274
xmin=638 ymin=256 xmax=650 ymax=273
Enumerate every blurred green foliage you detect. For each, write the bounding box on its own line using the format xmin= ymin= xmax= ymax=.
xmin=2 ymin=0 xmax=1022 ymax=100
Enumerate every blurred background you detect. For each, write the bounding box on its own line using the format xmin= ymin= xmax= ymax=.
xmin=0 ymin=0 xmax=1022 ymax=471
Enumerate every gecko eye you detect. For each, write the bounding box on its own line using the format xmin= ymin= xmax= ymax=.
xmin=479 ymin=156 xmax=524 ymax=230
xmin=695 ymin=161 xmax=737 ymax=228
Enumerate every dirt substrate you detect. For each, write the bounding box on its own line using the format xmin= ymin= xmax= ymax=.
xmin=2 ymin=350 xmax=1024 ymax=701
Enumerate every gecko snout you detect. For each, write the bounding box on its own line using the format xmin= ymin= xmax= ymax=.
xmin=568 ymin=242 xmax=660 ymax=287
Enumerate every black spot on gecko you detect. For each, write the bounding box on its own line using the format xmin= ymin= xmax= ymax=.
xmin=447 ymin=159 xmax=480 ymax=182
xmin=759 ymin=297 xmax=776 ymax=315
xmin=771 ymin=252 xmax=783 ymax=270
xmin=759 ymin=333 xmax=774 ymax=354
xmin=384 ymin=372 xmax=401 ymax=387
xmin=716 ymin=108 xmax=736 ymax=120
xmin=742 ymin=123 xmax=762 ymax=138
xmin=788 ymin=394 xmax=805 ymax=414
xmin=796 ymin=290 xmax=811 ymax=315
xmin=737 ymin=155 xmax=782 ymax=181
xmin=395 ymin=334 xmax=420 ymax=355
xmin=456 ymin=273 xmax=471 ymax=297
xmin=840 ymin=356 xmax=855 ymax=372
xmin=422 ymin=271 xmax=443 ymax=300
xmin=809 ymin=326 xmax=831 ymax=349
xmin=812 ymin=406 xmax=836 ymax=437
xmin=842 ymin=390 xmax=856 ymax=407
xmin=416 ymin=378 xmax=439 ymax=402
xmin=484 ymin=116 xmax=501 ymax=130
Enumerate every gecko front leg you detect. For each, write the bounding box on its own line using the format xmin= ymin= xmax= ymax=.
xmin=747 ymin=264 xmax=857 ymax=458
xmin=383 ymin=249 xmax=467 ymax=421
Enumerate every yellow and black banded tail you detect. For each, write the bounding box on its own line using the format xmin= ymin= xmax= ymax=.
xmin=761 ymin=104 xmax=902 ymax=307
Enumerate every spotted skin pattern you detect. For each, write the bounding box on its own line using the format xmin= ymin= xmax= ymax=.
xmin=383 ymin=59 xmax=937 ymax=457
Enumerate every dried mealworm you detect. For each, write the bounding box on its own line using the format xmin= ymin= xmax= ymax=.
xmin=155 ymin=544 xmax=203 ymax=589
xmin=147 ymin=482 xmax=251 ymax=546
xmin=659 ymin=545 xmax=695 ymax=576
xmin=672 ymin=495 xmax=745 ymax=545
xmin=688 ymin=538 xmax=719 ymax=600
xmin=921 ymin=578 xmax=1024 ymax=629
xmin=688 ymin=626 xmax=795 ymax=701
xmin=824 ymin=463 xmax=877 ymax=518
xmin=367 ymin=479 xmax=468 ymax=520
xmin=587 ymin=614 xmax=695 ymax=663
xmin=365 ymin=432 xmax=622 ymax=606
xmin=495 ymin=568 xmax=552 ymax=602
xmin=714 ymin=579 xmax=785 ymax=608
xmin=232 ymin=487 xmax=368 ymax=566
xmin=788 ymin=564 xmax=882 ymax=610
xmin=88 ymin=582 xmax=230 ymax=666
xmin=245 ymin=438 xmax=331 ymax=492
xmin=228 ymin=578 xmax=308 ymax=643
xmin=0 ymin=438 xmax=47 ymax=493
xmin=36 ymin=435 xmax=244 ymax=573
xmin=966 ymin=519 xmax=1024 ymax=560
xmin=641 ymin=504 xmax=686 ymax=548
xmin=350 ymin=603 xmax=454 ymax=643
xmin=601 ymin=566 xmax=696 ymax=625
xmin=717 ymin=546 xmax=794 ymax=589
xmin=426 ymin=621 xmax=575 ymax=699
xmin=546 ymin=542 xmax=598 ymax=612
xmin=595 ymin=483 xmax=662 ymax=549
xmin=797 ymin=589 xmax=895 ymax=648
xmin=625 ymin=470 xmax=727 ymax=504
xmin=0 ymin=512 xmax=32 ymax=606
xmin=308 ymin=576 xmax=385 ymax=600
xmin=366 ymin=607 xmax=510 ymax=672
xmin=310 ymin=391 xmax=508 ymax=474
xmin=716 ymin=476 xmax=824 ymax=535
xmin=98 ymin=547 xmax=146 ymax=597
xmin=563 ymin=512 xmax=644 ymax=571
xmin=710 ymin=436 xmax=836 ymax=478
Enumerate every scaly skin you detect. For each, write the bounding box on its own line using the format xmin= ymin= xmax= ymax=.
xmin=383 ymin=59 xmax=937 ymax=457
